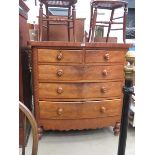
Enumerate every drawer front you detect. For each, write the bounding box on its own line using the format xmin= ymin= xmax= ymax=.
xmin=86 ymin=50 xmax=125 ymax=63
xmin=38 ymin=65 xmax=124 ymax=81
xmin=38 ymin=49 xmax=83 ymax=63
xmin=83 ymin=65 xmax=124 ymax=80
xmin=39 ymin=82 xmax=123 ymax=99
xmin=38 ymin=65 xmax=83 ymax=81
xmin=39 ymin=99 xmax=122 ymax=119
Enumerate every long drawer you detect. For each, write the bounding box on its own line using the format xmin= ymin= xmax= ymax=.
xmin=38 ymin=49 xmax=83 ymax=63
xmin=39 ymin=99 xmax=122 ymax=119
xmin=86 ymin=50 xmax=126 ymax=63
xmin=38 ymin=82 xmax=123 ymax=99
xmin=38 ymin=64 xmax=124 ymax=81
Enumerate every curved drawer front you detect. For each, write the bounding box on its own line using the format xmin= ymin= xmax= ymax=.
xmin=38 ymin=49 xmax=83 ymax=63
xmin=39 ymin=99 xmax=122 ymax=119
xmin=83 ymin=65 xmax=124 ymax=80
xmin=38 ymin=65 xmax=124 ymax=81
xmin=86 ymin=50 xmax=126 ymax=63
xmin=39 ymin=82 xmax=123 ymax=99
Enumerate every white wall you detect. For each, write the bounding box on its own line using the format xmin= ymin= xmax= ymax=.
xmin=25 ymin=0 xmax=40 ymax=24
xmin=76 ymin=0 xmax=91 ymax=32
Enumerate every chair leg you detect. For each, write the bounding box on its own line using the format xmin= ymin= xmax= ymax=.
xmin=68 ymin=7 xmax=71 ymax=41
xmin=46 ymin=5 xmax=49 ymax=41
xmin=88 ymin=4 xmax=93 ymax=42
xmin=91 ymin=7 xmax=97 ymax=42
xmin=123 ymin=4 xmax=128 ymax=43
xmin=22 ymin=115 xmax=26 ymax=155
xmin=39 ymin=2 xmax=43 ymax=41
xmin=106 ymin=9 xmax=114 ymax=43
xmin=72 ymin=4 xmax=76 ymax=42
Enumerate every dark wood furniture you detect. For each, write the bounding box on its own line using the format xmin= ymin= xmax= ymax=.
xmin=19 ymin=102 xmax=38 ymax=155
xmin=29 ymin=41 xmax=130 ymax=136
xmin=19 ymin=0 xmax=32 ymax=147
xmin=38 ymin=0 xmax=77 ymax=41
xmin=88 ymin=0 xmax=128 ymax=43
xmin=94 ymin=37 xmax=117 ymax=42
xmin=42 ymin=17 xmax=85 ymax=42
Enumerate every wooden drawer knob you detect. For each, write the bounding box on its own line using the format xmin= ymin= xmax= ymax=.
xmin=57 ymin=69 xmax=63 ymax=77
xmin=57 ymin=108 xmax=63 ymax=115
xmin=57 ymin=53 xmax=63 ymax=60
xmin=101 ymin=87 xmax=106 ymax=93
xmin=57 ymin=87 xmax=63 ymax=94
xmin=102 ymin=70 xmax=108 ymax=76
xmin=104 ymin=53 xmax=110 ymax=60
xmin=100 ymin=107 xmax=106 ymax=113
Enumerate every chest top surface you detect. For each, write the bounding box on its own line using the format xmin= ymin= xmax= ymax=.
xmin=28 ymin=41 xmax=131 ymax=49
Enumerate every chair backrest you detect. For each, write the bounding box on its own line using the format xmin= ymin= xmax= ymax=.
xmin=91 ymin=0 xmax=128 ymax=9
xmin=19 ymin=102 xmax=38 ymax=155
xmin=40 ymin=0 xmax=77 ymax=7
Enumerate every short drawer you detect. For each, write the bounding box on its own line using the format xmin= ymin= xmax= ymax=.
xmin=38 ymin=82 xmax=123 ymax=99
xmin=38 ymin=65 xmax=83 ymax=81
xmin=38 ymin=49 xmax=83 ymax=63
xmin=39 ymin=99 xmax=122 ymax=119
xmin=38 ymin=65 xmax=124 ymax=81
xmin=85 ymin=50 xmax=126 ymax=63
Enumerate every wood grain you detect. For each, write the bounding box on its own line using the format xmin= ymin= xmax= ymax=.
xmin=38 ymin=49 xmax=83 ymax=63
xmin=31 ymin=42 xmax=130 ymax=132
xmin=38 ymin=64 xmax=124 ymax=81
xmin=28 ymin=41 xmax=131 ymax=49
xmin=85 ymin=50 xmax=126 ymax=63
xmin=39 ymin=82 xmax=123 ymax=99
xmin=39 ymin=116 xmax=121 ymax=131
xmin=39 ymin=99 xmax=122 ymax=119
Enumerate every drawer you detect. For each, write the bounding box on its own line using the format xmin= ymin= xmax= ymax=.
xmin=38 ymin=49 xmax=83 ymax=63
xmin=39 ymin=99 xmax=122 ymax=119
xmin=38 ymin=65 xmax=124 ymax=81
xmin=38 ymin=65 xmax=83 ymax=81
xmin=85 ymin=50 xmax=126 ymax=63
xmin=83 ymin=65 xmax=124 ymax=80
xmin=39 ymin=82 xmax=123 ymax=99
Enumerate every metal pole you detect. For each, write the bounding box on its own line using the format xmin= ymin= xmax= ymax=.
xmin=117 ymin=51 xmax=135 ymax=155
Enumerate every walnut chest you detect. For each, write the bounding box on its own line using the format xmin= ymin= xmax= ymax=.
xmin=30 ymin=41 xmax=130 ymax=135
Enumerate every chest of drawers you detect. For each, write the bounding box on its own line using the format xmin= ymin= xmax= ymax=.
xmin=30 ymin=41 xmax=130 ymax=135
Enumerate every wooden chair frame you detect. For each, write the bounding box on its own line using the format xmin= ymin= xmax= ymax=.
xmin=19 ymin=102 xmax=38 ymax=155
xmin=38 ymin=0 xmax=77 ymax=42
xmin=88 ymin=0 xmax=128 ymax=43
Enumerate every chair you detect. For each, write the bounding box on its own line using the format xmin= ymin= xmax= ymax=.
xmin=38 ymin=0 xmax=77 ymax=41
xmin=19 ymin=101 xmax=38 ymax=155
xmin=88 ymin=0 xmax=128 ymax=43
